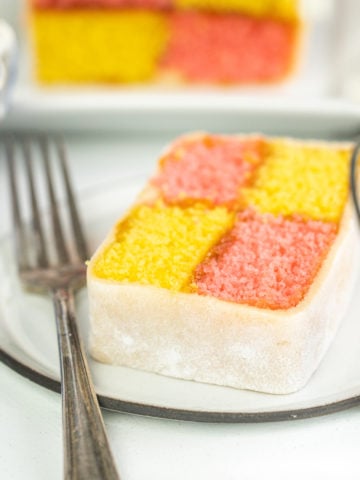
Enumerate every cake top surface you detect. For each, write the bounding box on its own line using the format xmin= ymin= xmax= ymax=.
xmin=90 ymin=134 xmax=351 ymax=310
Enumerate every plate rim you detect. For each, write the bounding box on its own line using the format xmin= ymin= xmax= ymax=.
xmin=1 ymin=346 xmax=360 ymax=423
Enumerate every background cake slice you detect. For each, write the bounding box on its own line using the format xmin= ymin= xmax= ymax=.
xmin=87 ymin=134 xmax=359 ymax=394
xmin=28 ymin=0 xmax=300 ymax=84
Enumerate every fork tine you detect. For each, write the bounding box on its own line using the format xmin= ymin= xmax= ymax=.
xmin=55 ymin=137 xmax=89 ymax=262
xmin=5 ymin=138 xmax=30 ymax=271
xmin=39 ymin=136 xmax=70 ymax=265
xmin=21 ymin=138 xmax=49 ymax=268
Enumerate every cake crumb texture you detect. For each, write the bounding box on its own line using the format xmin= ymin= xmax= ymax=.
xmin=161 ymin=13 xmax=296 ymax=83
xmin=29 ymin=2 xmax=298 ymax=84
xmin=31 ymin=10 xmax=169 ymax=82
xmin=32 ymin=0 xmax=172 ymax=7
xmin=174 ymin=0 xmax=297 ymax=18
xmin=92 ymin=203 xmax=233 ymax=290
xmin=244 ymin=142 xmax=350 ymax=222
xmin=153 ymin=135 xmax=264 ymax=205
xmin=194 ymin=210 xmax=338 ymax=309
xmin=32 ymin=0 xmax=298 ymax=19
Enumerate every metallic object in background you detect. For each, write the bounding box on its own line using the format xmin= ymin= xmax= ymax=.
xmin=0 ymin=20 xmax=17 ymax=117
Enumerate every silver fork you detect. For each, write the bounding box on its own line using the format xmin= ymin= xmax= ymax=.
xmin=5 ymin=135 xmax=120 ymax=480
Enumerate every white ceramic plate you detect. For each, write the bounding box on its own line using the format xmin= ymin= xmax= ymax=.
xmin=1 ymin=173 xmax=360 ymax=423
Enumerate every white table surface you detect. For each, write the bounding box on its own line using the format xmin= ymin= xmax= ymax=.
xmin=0 ymin=131 xmax=360 ymax=480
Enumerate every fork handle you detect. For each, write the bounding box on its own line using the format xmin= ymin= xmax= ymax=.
xmin=52 ymin=287 xmax=120 ymax=480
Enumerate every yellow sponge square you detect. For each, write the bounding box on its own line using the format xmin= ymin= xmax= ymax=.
xmin=30 ymin=10 xmax=169 ymax=83
xmin=92 ymin=203 xmax=234 ymax=290
xmin=244 ymin=141 xmax=350 ymax=222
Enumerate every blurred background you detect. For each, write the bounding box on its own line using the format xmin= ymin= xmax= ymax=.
xmin=1 ymin=0 xmax=360 ymax=134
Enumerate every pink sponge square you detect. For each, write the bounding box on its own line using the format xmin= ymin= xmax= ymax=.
xmin=161 ymin=12 xmax=296 ymax=83
xmin=194 ymin=210 xmax=337 ymax=309
xmin=152 ymin=135 xmax=263 ymax=206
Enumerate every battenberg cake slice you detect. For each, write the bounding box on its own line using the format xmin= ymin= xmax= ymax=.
xmin=87 ymin=134 xmax=359 ymax=394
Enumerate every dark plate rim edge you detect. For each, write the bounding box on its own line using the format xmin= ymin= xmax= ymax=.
xmin=1 ymin=346 xmax=360 ymax=424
